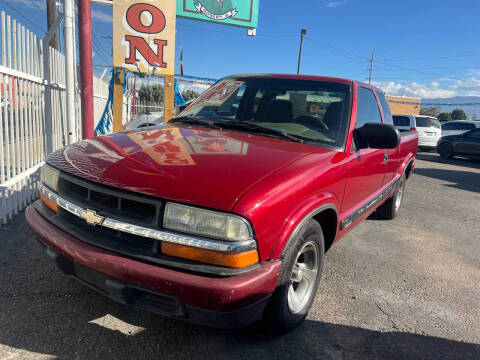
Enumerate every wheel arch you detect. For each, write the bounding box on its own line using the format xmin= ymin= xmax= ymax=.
xmin=280 ymin=203 xmax=339 ymax=258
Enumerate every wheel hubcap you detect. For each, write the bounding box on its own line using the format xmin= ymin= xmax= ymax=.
xmin=395 ymin=179 xmax=405 ymax=211
xmin=287 ymin=241 xmax=319 ymax=314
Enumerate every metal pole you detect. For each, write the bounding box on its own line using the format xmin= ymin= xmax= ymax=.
xmin=46 ymin=0 xmax=57 ymax=49
xmin=43 ymin=13 xmax=64 ymax=156
xmin=368 ymin=51 xmax=374 ymax=84
xmin=78 ymin=0 xmax=94 ymax=139
xmin=297 ymin=28 xmax=306 ymax=75
xmin=63 ymin=0 xmax=76 ymax=144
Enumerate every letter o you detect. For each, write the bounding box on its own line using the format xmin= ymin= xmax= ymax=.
xmin=126 ymin=3 xmax=166 ymax=34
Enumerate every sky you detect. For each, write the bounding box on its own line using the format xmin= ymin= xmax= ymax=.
xmin=2 ymin=0 xmax=480 ymax=99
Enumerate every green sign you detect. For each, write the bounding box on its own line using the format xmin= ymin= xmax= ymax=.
xmin=177 ymin=0 xmax=260 ymax=29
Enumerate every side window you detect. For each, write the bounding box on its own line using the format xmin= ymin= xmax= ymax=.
xmin=376 ymin=91 xmax=393 ymax=125
xmin=467 ymin=128 xmax=480 ymax=138
xmin=460 ymin=123 xmax=476 ymax=130
xmin=393 ymin=116 xmax=410 ymax=127
xmin=442 ymin=122 xmax=454 ymax=130
xmin=356 ymin=87 xmax=382 ymax=128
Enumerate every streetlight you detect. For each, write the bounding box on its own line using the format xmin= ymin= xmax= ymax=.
xmin=297 ymin=28 xmax=307 ymax=74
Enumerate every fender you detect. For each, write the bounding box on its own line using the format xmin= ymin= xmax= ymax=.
xmin=270 ymin=193 xmax=339 ymax=260
xmin=398 ymin=153 xmax=416 ymax=178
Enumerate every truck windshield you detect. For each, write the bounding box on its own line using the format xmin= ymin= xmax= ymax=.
xmin=178 ymin=77 xmax=351 ymax=147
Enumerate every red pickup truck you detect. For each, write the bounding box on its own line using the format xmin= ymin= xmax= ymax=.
xmin=26 ymin=74 xmax=417 ymax=333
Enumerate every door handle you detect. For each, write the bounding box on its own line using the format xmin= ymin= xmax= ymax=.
xmin=384 ymin=152 xmax=389 ymax=162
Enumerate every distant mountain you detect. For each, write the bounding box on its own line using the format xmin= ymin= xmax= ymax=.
xmin=421 ymin=96 xmax=480 ymax=120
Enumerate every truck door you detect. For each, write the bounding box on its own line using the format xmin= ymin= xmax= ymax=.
xmin=376 ymin=91 xmax=399 ymax=185
xmin=341 ymin=87 xmax=386 ymax=213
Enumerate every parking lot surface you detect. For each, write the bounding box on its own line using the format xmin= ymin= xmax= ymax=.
xmin=1 ymin=153 xmax=479 ymax=359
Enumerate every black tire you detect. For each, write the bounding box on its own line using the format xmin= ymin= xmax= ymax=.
xmin=263 ymin=219 xmax=325 ymax=335
xmin=376 ymin=173 xmax=406 ymax=220
xmin=438 ymin=142 xmax=453 ymax=159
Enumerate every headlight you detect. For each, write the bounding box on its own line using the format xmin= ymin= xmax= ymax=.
xmin=41 ymin=164 xmax=60 ymax=192
xmin=164 ymin=203 xmax=252 ymax=242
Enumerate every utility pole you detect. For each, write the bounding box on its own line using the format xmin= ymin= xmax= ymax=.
xmin=46 ymin=0 xmax=57 ymax=49
xmin=78 ymin=0 xmax=94 ymax=139
xmin=297 ymin=28 xmax=307 ymax=75
xmin=368 ymin=51 xmax=374 ymax=84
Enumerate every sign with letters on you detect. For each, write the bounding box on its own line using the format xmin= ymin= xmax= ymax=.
xmin=176 ymin=0 xmax=260 ymax=29
xmin=113 ymin=0 xmax=176 ymax=75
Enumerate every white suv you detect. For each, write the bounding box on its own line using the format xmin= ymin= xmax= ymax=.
xmin=441 ymin=120 xmax=480 ymax=137
xmin=393 ymin=114 xmax=442 ymax=150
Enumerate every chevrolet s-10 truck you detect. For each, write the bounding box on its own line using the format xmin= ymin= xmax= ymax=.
xmin=26 ymin=74 xmax=418 ymax=334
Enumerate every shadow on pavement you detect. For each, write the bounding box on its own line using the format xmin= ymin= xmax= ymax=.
xmin=416 ymin=152 xmax=480 ymax=169
xmin=1 ymin=215 xmax=479 ymax=359
xmin=413 ymin=167 xmax=480 ymax=193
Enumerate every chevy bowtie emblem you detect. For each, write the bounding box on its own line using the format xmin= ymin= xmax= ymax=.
xmin=80 ymin=209 xmax=104 ymax=226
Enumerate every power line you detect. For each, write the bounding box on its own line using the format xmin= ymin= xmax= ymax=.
xmin=28 ymin=0 xmax=46 ymax=15
xmin=0 ymin=0 xmax=46 ymax=34
xmin=377 ymin=54 xmax=480 ymax=62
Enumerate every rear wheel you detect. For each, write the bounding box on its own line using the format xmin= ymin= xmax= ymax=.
xmin=263 ymin=220 xmax=324 ymax=335
xmin=439 ymin=142 xmax=453 ymax=159
xmin=377 ymin=173 xmax=406 ymax=220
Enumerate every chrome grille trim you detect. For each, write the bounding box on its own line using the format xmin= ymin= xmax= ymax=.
xmin=38 ymin=182 xmax=257 ymax=254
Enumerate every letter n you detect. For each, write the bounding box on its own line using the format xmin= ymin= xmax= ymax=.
xmin=124 ymin=35 xmax=167 ymax=68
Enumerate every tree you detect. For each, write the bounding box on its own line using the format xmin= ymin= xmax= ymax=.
xmin=138 ymin=84 xmax=164 ymax=103
xmin=437 ymin=112 xmax=452 ymax=122
xmin=420 ymin=106 xmax=441 ymax=117
xmin=181 ymin=90 xmax=200 ymax=102
xmin=451 ymin=108 xmax=467 ymax=120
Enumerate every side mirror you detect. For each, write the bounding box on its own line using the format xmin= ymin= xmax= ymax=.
xmin=355 ymin=123 xmax=401 ymax=149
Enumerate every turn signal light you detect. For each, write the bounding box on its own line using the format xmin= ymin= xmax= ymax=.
xmin=40 ymin=192 xmax=58 ymax=213
xmin=161 ymin=243 xmax=259 ymax=268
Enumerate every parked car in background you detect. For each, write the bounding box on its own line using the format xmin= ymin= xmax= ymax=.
xmin=437 ymin=127 xmax=480 ymax=159
xmin=126 ymin=101 xmax=196 ymax=130
xmin=125 ymin=111 xmax=164 ymax=130
xmin=393 ymin=114 xmax=441 ymax=151
xmin=441 ymin=120 xmax=480 ymax=137
xmin=26 ymin=74 xmax=417 ymax=334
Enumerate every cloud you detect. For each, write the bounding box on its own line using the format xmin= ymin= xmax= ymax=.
xmin=92 ymin=10 xmax=112 ymax=23
xmin=448 ymin=77 xmax=480 ymax=96
xmin=373 ymin=80 xmax=457 ymax=98
xmin=326 ymin=1 xmax=347 ymax=8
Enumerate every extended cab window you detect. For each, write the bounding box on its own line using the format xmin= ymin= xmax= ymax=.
xmin=356 ymin=87 xmax=382 ymax=128
xmin=376 ymin=92 xmax=394 ymax=125
xmin=180 ymin=78 xmax=352 ymax=147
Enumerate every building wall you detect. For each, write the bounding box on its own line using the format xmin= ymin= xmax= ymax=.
xmin=386 ymin=95 xmax=422 ymax=115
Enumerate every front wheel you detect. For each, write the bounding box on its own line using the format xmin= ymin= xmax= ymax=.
xmin=263 ymin=219 xmax=325 ymax=335
xmin=438 ymin=142 xmax=453 ymax=159
xmin=376 ymin=173 xmax=406 ymax=220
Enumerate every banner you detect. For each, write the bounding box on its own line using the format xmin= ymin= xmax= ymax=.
xmin=113 ymin=0 xmax=176 ymax=75
xmin=177 ymin=0 xmax=259 ymax=29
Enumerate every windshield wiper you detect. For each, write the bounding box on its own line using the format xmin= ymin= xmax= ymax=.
xmin=218 ymin=120 xmax=304 ymax=143
xmin=169 ymin=116 xmax=223 ymax=130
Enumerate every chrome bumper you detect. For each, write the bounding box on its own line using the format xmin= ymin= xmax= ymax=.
xmin=38 ymin=182 xmax=256 ymax=254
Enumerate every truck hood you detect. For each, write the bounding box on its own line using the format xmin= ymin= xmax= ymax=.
xmin=47 ymin=125 xmax=322 ymax=210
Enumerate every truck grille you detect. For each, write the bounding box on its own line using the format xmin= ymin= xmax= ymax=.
xmin=58 ymin=172 xmax=163 ymax=228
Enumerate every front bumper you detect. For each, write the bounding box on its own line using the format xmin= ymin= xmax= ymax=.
xmin=25 ymin=204 xmax=281 ymax=328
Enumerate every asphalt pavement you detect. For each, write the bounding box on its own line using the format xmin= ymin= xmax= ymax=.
xmin=1 ymin=152 xmax=479 ymax=359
